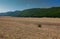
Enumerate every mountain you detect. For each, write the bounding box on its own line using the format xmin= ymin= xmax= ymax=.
xmin=0 ymin=7 xmax=60 ymax=18
xmin=0 ymin=11 xmax=21 ymax=16
xmin=17 ymin=7 xmax=60 ymax=18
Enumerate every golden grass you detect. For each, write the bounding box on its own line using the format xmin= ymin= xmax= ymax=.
xmin=0 ymin=17 xmax=60 ymax=39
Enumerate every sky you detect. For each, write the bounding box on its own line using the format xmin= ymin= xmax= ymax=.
xmin=0 ymin=0 xmax=60 ymax=12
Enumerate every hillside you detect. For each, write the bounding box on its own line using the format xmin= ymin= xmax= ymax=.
xmin=0 ymin=7 xmax=60 ymax=18
xmin=0 ymin=11 xmax=21 ymax=16
xmin=17 ymin=7 xmax=60 ymax=17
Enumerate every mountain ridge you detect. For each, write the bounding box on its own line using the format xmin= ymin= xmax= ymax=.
xmin=0 ymin=7 xmax=60 ymax=18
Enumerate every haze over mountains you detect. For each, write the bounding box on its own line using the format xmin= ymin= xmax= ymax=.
xmin=0 ymin=11 xmax=21 ymax=16
xmin=0 ymin=7 xmax=60 ymax=18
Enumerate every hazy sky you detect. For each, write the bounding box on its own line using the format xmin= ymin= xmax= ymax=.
xmin=0 ymin=0 xmax=60 ymax=12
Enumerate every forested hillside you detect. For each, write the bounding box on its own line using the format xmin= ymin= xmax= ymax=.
xmin=17 ymin=7 xmax=60 ymax=18
xmin=0 ymin=7 xmax=60 ymax=18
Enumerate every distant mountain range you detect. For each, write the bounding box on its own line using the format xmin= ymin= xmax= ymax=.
xmin=0 ymin=11 xmax=21 ymax=16
xmin=0 ymin=7 xmax=60 ymax=18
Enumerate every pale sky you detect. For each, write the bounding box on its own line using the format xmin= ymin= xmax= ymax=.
xmin=0 ymin=0 xmax=60 ymax=13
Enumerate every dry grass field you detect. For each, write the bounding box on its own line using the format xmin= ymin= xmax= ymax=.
xmin=0 ymin=17 xmax=60 ymax=39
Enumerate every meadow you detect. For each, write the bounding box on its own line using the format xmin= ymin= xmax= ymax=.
xmin=0 ymin=17 xmax=60 ymax=39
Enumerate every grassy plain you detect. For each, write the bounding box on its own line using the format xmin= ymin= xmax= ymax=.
xmin=0 ymin=17 xmax=60 ymax=39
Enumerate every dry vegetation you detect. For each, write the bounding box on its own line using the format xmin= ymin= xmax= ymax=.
xmin=0 ymin=17 xmax=60 ymax=39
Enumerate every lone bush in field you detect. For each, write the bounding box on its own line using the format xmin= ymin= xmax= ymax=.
xmin=38 ymin=24 xmax=42 ymax=28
